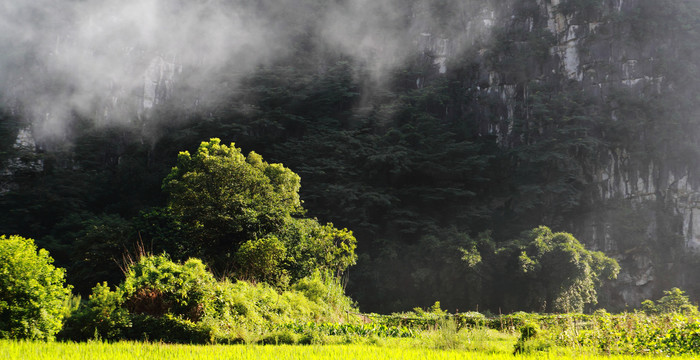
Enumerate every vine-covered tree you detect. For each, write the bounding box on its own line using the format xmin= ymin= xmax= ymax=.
xmin=464 ymin=226 xmax=620 ymax=313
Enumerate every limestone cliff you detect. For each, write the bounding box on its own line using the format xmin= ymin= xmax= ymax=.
xmin=411 ymin=0 xmax=700 ymax=309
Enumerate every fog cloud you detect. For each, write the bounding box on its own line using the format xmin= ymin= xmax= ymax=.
xmin=0 ymin=0 xmax=493 ymax=140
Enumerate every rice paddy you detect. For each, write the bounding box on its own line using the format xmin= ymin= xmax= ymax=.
xmin=2 ymin=340 xmax=697 ymax=360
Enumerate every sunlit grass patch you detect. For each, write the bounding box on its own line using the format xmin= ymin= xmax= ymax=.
xmin=4 ymin=340 xmax=700 ymax=360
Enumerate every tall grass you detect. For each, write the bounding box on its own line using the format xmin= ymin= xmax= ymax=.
xmin=2 ymin=340 xmax=697 ymax=360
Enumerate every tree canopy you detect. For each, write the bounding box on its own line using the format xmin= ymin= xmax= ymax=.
xmin=466 ymin=226 xmax=620 ymax=313
xmin=511 ymin=226 xmax=620 ymax=312
xmin=162 ymin=138 xmax=302 ymax=267
xmin=160 ymin=138 xmax=356 ymax=285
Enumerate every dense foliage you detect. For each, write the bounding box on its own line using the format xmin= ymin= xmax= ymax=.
xmin=161 ymin=139 xmax=303 ymax=271
xmin=12 ymin=311 xmax=700 ymax=358
xmin=0 ymin=235 xmax=72 ymax=340
xmin=642 ymin=288 xmax=699 ymax=315
xmin=60 ymin=254 xmax=357 ymax=343
xmin=159 ymin=138 xmax=357 ymax=284
xmin=571 ymin=312 xmax=700 ymax=355
xmin=481 ymin=226 xmax=620 ymax=313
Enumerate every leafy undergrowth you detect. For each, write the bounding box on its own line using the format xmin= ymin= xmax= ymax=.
xmin=354 ymin=304 xmax=700 ymax=356
xmin=577 ymin=312 xmax=700 ymax=355
xmin=56 ymin=263 xmax=700 ymax=356
xmin=480 ymin=311 xmax=700 ymax=356
xmin=58 ymin=255 xmax=359 ymax=344
xmin=279 ymin=322 xmax=415 ymax=339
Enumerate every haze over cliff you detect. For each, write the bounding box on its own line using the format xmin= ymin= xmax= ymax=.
xmin=0 ymin=0 xmax=481 ymax=139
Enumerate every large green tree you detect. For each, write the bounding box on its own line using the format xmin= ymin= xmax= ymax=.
xmin=160 ymin=138 xmax=356 ymax=284
xmin=466 ymin=226 xmax=620 ymax=313
xmin=162 ymin=138 xmax=303 ymax=271
xmin=0 ymin=235 xmax=72 ymax=340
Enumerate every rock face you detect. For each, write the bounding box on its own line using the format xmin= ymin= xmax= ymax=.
xmin=0 ymin=127 xmax=43 ymax=195
xmin=549 ymin=0 xmax=698 ymax=309
xmin=408 ymin=0 xmax=700 ymax=308
xmin=452 ymin=0 xmax=698 ymax=308
xmin=142 ymin=56 xmax=181 ymax=111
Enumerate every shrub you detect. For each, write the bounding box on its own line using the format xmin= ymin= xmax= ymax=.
xmin=236 ymin=235 xmax=289 ymax=287
xmin=519 ymin=322 xmax=540 ymax=341
xmin=60 ymin=255 xmax=359 ymax=343
xmin=455 ymin=312 xmax=487 ymax=328
xmin=513 ymin=322 xmax=541 ymax=354
xmin=292 ymin=270 xmax=355 ymax=312
xmin=642 ymin=288 xmax=698 ymax=315
xmin=581 ymin=311 xmax=700 ymax=355
xmin=120 ymin=255 xmax=217 ymax=322
xmin=0 ymin=235 xmax=72 ymax=340
xmin=58 ymin=282 xmax=131 ymax=341
xmin=125 ymin=314 xmax=211 ymax=343
xmin=258 ymin=329 xmax=298 ymax=345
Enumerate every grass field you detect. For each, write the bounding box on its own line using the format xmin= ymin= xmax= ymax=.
xmin=1 ymin=340 xmax=698 ymax=360
xmin=4 ymin=311 xmax=700 ymax=359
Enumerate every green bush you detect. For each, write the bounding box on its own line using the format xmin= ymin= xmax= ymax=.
xmin=513 ymin=321 xmax=545 ymax=354
xmin=60 ymin=255 xmax=359 ymax=343
xmin=120 ymin=255 xmax=217 ymax=322
xmin=258 ymin=329 xmax=298 ymax=345
xmin=580 ymin=312 xmax=700 ymax=355
xmin=125 ymin=314 xmax=211 ymax=343
xmin=519 ymin=322 xmax=539 ymax=340
xmin=642 ymin=288 xmax=699 ymax=315
xmin=236 ymin=235 xmax=289 ymax=287
xmin=455 ymin=312 xmax=487 ymax=328
xmin=0 ymin=235 xmax=72 ymax=340
xmin=58 ymin=282 xmax=131 ymax=341
xmin=292 ymin=270 xmax=355 ymax=312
